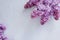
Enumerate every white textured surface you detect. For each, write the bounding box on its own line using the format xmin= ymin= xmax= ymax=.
xmin=0 ymin=0 xmax=60 ymax=40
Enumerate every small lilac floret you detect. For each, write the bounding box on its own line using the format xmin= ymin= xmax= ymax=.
xmin=24 ymin=0 xmax=40 ymax=8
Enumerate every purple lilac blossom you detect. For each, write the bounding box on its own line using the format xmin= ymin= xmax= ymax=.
xmin=24 ymin=0 xmax=60 ymax=25
xmin=0 ymin=24 xmax=7 ymax=40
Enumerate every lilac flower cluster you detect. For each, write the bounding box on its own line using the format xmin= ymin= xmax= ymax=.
xmin=0 ymin=24 xmax=7 ymax=40
xmin=24 ymin=0 xmax=60 ymax=25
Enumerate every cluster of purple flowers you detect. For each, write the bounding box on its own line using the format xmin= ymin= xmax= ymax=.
xmin=24 ymin=0 xmax=60 ymax=25
xmin=0 ymin=24 xmax=7 ymax=40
